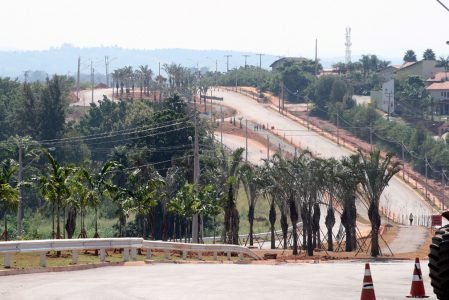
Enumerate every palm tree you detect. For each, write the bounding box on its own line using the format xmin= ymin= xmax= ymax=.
xmin=164 ymin=166 xmax=186 ymax=240
xmin=240 ymin=163 xmax=262 ymax=246
xmin=218 ymin=147 xmax=244 ymax=245
xmin=81 ymin=160 xmax=119 ymax=237
xmin=168 ymin=183 xmax=200 ymax=242
xmin=358 ymin=150 xmax=400 ymax=257
xmin=0 ymin=159 xmax=19 ymax=241
xmin=335 ymin=154 xmax=363 ymax=252
xmin=127 ymin=168 xmax=165 ymax=239
xmin=39 ymin=151 xmax=74 ymax=240
xmin=436 ymin=56 xmax=449 ymax=81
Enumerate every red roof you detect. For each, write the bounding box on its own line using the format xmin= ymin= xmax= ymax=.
xmin=426 ymin=82 xmax=449 ymax=91
xmin=426 ymin=72 xmax=449 ymax=82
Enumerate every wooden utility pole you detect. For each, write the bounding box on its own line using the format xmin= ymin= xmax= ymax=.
xmin=245 ymin=119 xmax=248 ymax=162
xmin=256 ymin=53 xmax=264 ymax=69
xmin=267 ymin=135 xmax=270 ymax=160
xmin=16 ymin=143 xmax=23 ymax=238
xmin=76 ymin=57 xmax=80 ymax=100
xmin=314 ymin=39 xmax=318 ymax=76
xmin=91 ymin=61 xmax=94 ymax=104
xmin=220 ymin=105 xmax=223 ymax=148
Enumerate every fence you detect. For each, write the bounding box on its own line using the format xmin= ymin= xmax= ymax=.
xmin=0 ymin=238 xmax=261 ymax=268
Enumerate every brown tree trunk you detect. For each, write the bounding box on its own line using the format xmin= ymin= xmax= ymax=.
xmin=368 ymin=204 xmax=381 ymax=257
xmin=248 ymin=204 xmax=255 ymax=246
xmin=269 ymin=201 xmax=276 ymax=249
xmin=289 ymin=196 xmax=299 ymax=255
xmin=325 ymin=207 xmax=335 ymax=251
xmin=280 ymin=212 xmax=288 ymax=250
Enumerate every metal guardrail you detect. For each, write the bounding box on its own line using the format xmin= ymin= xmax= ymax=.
xmin=142 ymin=240 xmax=260 ymax=261
xmin=0 ymin=238 xmax=260 ymax=268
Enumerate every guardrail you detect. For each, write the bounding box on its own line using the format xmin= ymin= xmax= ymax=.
xmin=142 ymin=240 xmax=260 ymax=261
xmin=0 ymin=238 xmax=143 ymax=268
xmin=0 ymin=238 xmax=260 ymax=268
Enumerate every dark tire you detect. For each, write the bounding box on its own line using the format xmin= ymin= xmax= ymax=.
xmin=428 ymin=224 xmax=449 ymax=299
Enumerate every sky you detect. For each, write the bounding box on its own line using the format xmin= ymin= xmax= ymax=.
xmin=1 ymin=0 xmax=449 ymax=60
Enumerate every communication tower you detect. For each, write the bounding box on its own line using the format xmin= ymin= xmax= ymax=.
xmin=345 ymin=27 xmax=352 ymax=64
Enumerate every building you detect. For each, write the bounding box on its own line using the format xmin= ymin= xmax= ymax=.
xmin=379 ymin=65 xmax=400 ymax=82
xmin=371 ymin=79 xmax=395 ymax=114
xmin=426 ymin=71 xmax=449 ymax=86
xmin=379 ymin=60 xmax=445 ymax=83
xmin=395 ymin=60 xmax=444 ymax=80
xmin=269 ymin=57 xmax=309 ymax=71
xmin=426 ymin=82 xmax=449 ymax=115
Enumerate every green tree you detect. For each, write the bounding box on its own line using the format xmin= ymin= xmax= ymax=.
xmin=39 ymin=151 xmax=74 ymax=239
xmin=38 ymin=76 xmax=67 ymax=141
xmin=436 ymin=56 xmax=449 ymax=80
xmin=403 ymin=50 xmax=417 ymax=62
xmin=358 ymin=150 xmax=400 ymax=257
xmin=0 ymin=159 xmax=19 ymax=241
xmin=423 ymin=49 xmax=436 ymax=60
xmin=240 ymin=164 xmax=262 ymax=246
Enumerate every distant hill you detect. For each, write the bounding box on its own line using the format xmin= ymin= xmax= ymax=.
xmin=0 ymin=44 xmax=401 ymax=83
xmin=0 ymin=44 xmax=281 ymax=83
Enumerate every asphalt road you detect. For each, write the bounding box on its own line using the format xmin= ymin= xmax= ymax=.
xmin=215 ymin=90 xmax=436 ymax=220
xmin=0 ymin=262 xmax=436 ymax=299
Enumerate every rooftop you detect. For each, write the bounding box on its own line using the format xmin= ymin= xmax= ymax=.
xmin=426 ymin=82 xmax=449 ymax=91
xmin=426 ymin=71 xmax=449 ymax=83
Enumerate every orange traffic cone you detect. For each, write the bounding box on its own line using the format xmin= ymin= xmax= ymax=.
xmin=361 ymin=263 xmax=376 ymax=300
xmin=407 ymin=258 xmax=429 ymax=298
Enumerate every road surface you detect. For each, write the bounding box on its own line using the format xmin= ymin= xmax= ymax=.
xmin=215 ymin=90 xmax=436 ymax=221
xmin=71 ymin=88 xmax=114 ymax=107
xmin=0 ymin=263 xmax=436 ymax=299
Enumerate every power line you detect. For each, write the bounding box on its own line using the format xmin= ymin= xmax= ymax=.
xmin=39 ymin=118 xmax=190 ymax=144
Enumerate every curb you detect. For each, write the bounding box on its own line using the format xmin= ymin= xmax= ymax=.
xmin=0 ymin=261 xmax=126 ymax=277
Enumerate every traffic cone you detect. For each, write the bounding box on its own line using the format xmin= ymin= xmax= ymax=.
xmin=361 ymin=263 xmax=376 ymax=300
xmin=406 ymin=258 xmax=429 ymax=298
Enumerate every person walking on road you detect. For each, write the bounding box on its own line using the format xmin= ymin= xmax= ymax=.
xmin=409 ymin=213 xmax=414 ymax=226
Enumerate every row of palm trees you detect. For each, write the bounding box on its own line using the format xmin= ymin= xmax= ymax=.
xmin=110 ymin=63 xmax=209 ymax=101
xmin=1 ymin=144 xmax=399 ymax=257
xmin=205 ymin=147 xmax=400 ymax=257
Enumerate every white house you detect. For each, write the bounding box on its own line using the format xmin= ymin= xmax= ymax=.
xmin=426 ymin=82 xmax=449 ymax=115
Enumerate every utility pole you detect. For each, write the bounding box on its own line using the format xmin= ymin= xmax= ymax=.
xmin=91 ymin=61 xmax=94 ymax=104
xmin=192 ymin=89 xmax=200 ymax=243
xmin=314 ymin=39 xmax=318 ymax=76
xmin=443 ymin=169 xmax=446 ymax=208
xmin=401 ymin=143 xmax=405 ymax=179
xmin=105 ymin=56 xmax=109 ymax=87
xmin=245 ymin=119 xmax=248 ymax=162
xmin=225 ymin=55 xmax=232 ymax=72
xmin=369 ymin=123 xmax=373 ymax=151
xmin=425 ymin=154 xmax=428 ymax=200
xmin=256 ymin=53 xmax=264 ymax=69
xmin=243 ymin=55 xmax=249 ymax=69
xmin=76 ymin=57 xmax=80 ymax=100
xmin=385 ymin=90 xmax=393 ymax=121
xmin=220 ymin=105 xmax=223 ymax=148
xmin=16 ymin=143 xmax=23 ymax=238
xmin=267 ymin=135 xmax=270 ymax=160
xmin=336 ymin=111 xmax=340 ymax=145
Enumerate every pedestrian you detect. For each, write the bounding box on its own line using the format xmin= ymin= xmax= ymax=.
xmin=409 ymin=213 xmax=414 ymax=226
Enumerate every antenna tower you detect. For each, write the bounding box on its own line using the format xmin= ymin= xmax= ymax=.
xmin=345 ymin=27 xmax=352 ymax=64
